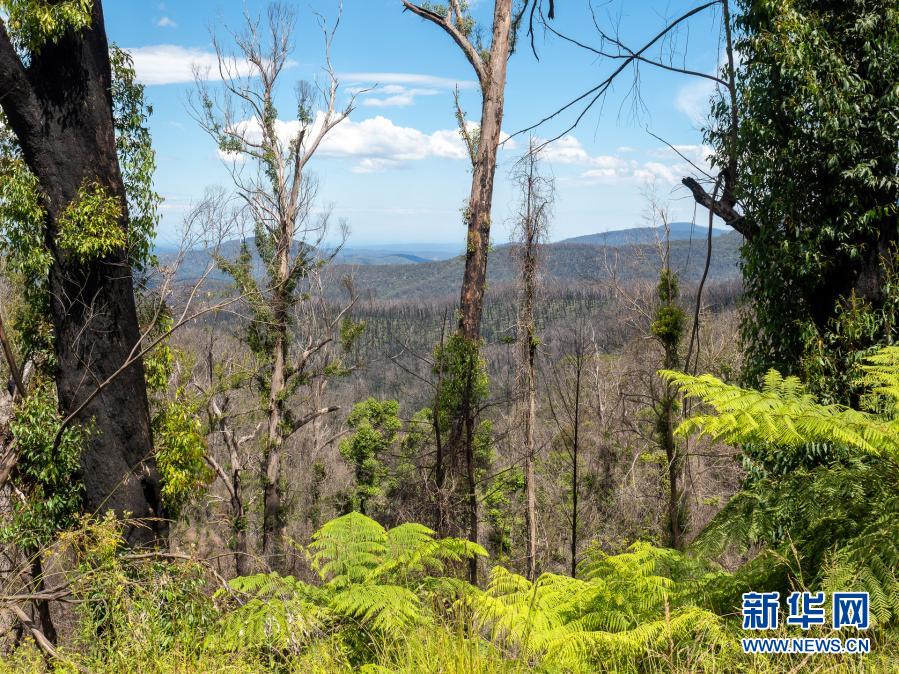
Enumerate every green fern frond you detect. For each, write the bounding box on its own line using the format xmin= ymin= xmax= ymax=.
xmin=661 ymin=369 xmax=899 ymax=457
xmin=330 ymin=583 xmax=421 ymax=634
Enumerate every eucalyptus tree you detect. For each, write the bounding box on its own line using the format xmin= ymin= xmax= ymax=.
xmin=193 ymin=3 xmax=356 ymax=566
xmin=709 ymin=0 xmax=899 ymax=406
xmin=401 ymin=0 xmax=518 ymax=584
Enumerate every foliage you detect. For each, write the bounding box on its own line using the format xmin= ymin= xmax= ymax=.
xmin=664 ymin=345 xmax=899 ymax=625
xmin=0 ymin=0 xmax=92 ymax=51
xmin=140 ymin=309 xmax=211 ymax=516
xmin=710 ymin=0 xmax=899 ymax=404
xmin=0 ymin=125 xmax=53 ymax=359
xmin=153 ymin=389 xmax=213 ymax=517
xmin=650 ymin=268 xmax=685 ymax=346
xmin=6 ymin=511 xmax=899 ymax=672
xmin=474 ymin=542 xmax=725 ymax=670
xmin=0 ymin=378 xmax=84 ymax=549
xmin=433 ymin=332 xmax=489 ymax=434
xmin=481 ymin=463 xmax=523 ymax=561
xmin=110 ymin=44 xmax=162 ymax=271
xmin=421 ymin=1 xmax=475 ymax=37
xmin=215 ymin=512 xmax=485 ymax=660
xmin=57 ymin=514 xmax=216 ymax=668
xmin=57 ymin=180 xmax=125 ymax=262
xmin=339 ymin=398 xmax=402 ymax=515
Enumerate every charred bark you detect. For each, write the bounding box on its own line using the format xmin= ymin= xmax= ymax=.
xmin=0 ymin=3 xmax=164 ymax=545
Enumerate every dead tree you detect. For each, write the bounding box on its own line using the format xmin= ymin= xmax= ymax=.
xmin=546 ymin=321 xmax=589 ymax=577
xmin=193 ymin=3 xmax=355 ymax=567
xmin=511 ymin=139 xmax=553 ymax=580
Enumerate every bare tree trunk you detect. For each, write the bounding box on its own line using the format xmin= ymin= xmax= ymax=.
xmin=403 ymin=0 xmax=515 ymax=588
xmin=432 ymin=309 xmax=448 ymax=534
xmin=513 ymin=140 xmax=552 ymax=581
xmin=228 ymin=441 xmax=248 ymax=576
xmin=457 ymin=0 xmax=513 ymax=342
xmin=662 ymin=389 xmax=682 ymax=549
xmin=0 ymin=3 xmax=164 ymax=545
xmin=524 ymin=354 xmax=537 ymax=580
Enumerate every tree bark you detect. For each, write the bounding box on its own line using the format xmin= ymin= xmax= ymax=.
xmin=524 ymin=335 xmax=537 ymax=581
xmin=0 ymin=3 xmax=164 ymax=545
xmin=458 ymin=0 xmax=514 ymax=588
xmin=229 ymin=448 xmax=248 ymax=577
xmin=457 ymin=0 xmax=513 ymax=342
xmin=517 ymin=151 xmax=541 ymax=581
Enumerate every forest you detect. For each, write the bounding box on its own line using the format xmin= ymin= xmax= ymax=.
xmin=0 ymin=0 xmax=897 ymax=672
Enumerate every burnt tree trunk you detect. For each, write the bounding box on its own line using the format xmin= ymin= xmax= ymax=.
xmin=0 ymin=3 xmax=164 ymax=545
xmin=455 ymin=0 xmax=515 ymax=587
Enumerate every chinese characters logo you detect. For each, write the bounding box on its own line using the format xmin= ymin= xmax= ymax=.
xmin=741 ymin=591 xmax=869 ymax=631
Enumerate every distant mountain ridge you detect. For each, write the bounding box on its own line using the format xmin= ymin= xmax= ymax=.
xmin=331 ymin=231 xmax=742 ymax=301
xmin=557 ymin=222 xmax=728 ymax=247
xmin=162 ymin=224 xmax=743 ymax=300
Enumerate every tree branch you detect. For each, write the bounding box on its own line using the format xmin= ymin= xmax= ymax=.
xmin=401 ymin=2 xmax=487 ymax=84
xmin=511 ymin=1 xmax=719 ymax=144
xmin=681 ymin=176 xmax=752 ymax=237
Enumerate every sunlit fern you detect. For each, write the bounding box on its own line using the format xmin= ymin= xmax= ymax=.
xmin=663 ymin=346 xmax=899 ymax=626
xmin=473 ymin=542 xmax=726 ymax=670
xmin=212 ymin=512 xmax=485 ymax=656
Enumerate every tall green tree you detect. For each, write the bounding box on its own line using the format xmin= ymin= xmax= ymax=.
xmin=709 ymin=0 xmax=899 ymax=404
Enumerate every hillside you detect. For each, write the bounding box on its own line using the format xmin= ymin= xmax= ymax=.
xmin=164 ymin=227 xmax=743 ymax=301
xmin=557 ymin=221 xmax=728 ymax=246
xmin=334 ymin=231 xmax=742 ymax=301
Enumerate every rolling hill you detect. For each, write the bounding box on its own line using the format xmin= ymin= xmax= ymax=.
xmin=557 ymin=221 xmax=728 ymax=246
xmin=161 ymin=225 xmax=743 ymax=302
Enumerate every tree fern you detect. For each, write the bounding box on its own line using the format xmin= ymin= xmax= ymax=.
xmin=664 ymin=347 xmax=899 ymax=625
xmin=212 ymin=512 xmax=486 ymax=657
xmin=473 ymin=543 xmax=725 ymax=670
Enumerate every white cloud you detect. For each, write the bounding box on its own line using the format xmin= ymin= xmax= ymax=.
xmin=343 ymin=72 xmax=476 ymax=108
xmin=533 ymin=136 xmax=715 ymax=187
xmin=362 ymin=87 xmax=441 ymax=108
xmin=648 ymin=143 xmax=713 ymax=168
xmin=633 ymin=161 xmax=683 ymax=185
xmin=218 ymin=113 xmax=478 ymax=172
xmin=156 ymin=16 xmax=177 ymax=28
xmin=675 ymin=79 xmax=717 ymax=126
xmin=536 ymin=135 xmax=632 ymax=180
xmin=539 ymin=135 xmax=625 ymax=170
xmin=342 ymin=72 xmax=477 ymax=90
xmin=126 ymin=45 xmax=258 ymax=85
xmin=352 ymin=158 xmax=401 ymax=173
xmin=319 ymin=116 xmax=470 ymax=167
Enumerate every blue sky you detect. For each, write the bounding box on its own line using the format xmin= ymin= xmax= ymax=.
xmin=105 ymin=1 xmax=727 ymax=246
